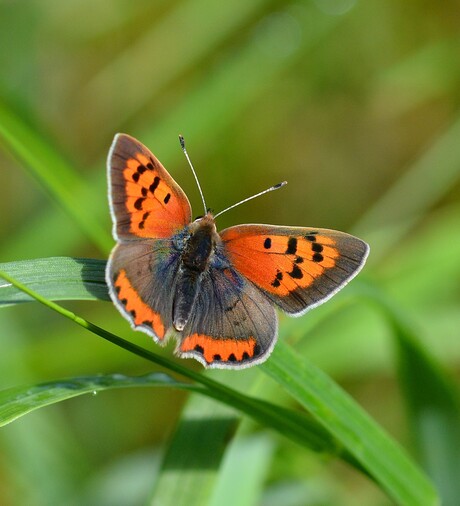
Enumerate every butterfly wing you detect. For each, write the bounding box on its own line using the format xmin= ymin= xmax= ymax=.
xmin=106 ymin=239 xmax=181 ymax=343
xmin=108 ymin=133 xmax=192 ymax=240
xmin=107 ymin=133 xmax=192 ymax=340
xmin=177 ymin=264 xmax=277 ymax=369
xmin=220 ymin=225 xmax=369 ymax=315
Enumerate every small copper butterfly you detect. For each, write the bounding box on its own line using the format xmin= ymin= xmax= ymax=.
xmin=106 ymin=134 xmax=369 ymax=369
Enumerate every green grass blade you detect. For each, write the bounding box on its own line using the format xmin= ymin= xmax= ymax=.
xmin=377 ymin=300 xmax=460 ymax=506
xmin=0 ymin=101 xmax=112 ymax=253
xmin=262 ymin=343 xmax=439 ymax=506
xmin=353 ymin=114 xmax=460 ymax=262
xmin=208 ymin=433 xmax=275 ymax=506
xmin=82 ymin=0 xmax=271 ymax=127
xmin=0 ymin=356 xmax=340 ymax=466
xmin=149 ymin=395 xmax=239 ymax=506
xmin=0 ymin=373 xmax=201 ymax=427
xmin=0 ymin=257 xmax=108 ymax=306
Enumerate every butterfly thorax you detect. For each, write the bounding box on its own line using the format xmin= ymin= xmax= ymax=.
xmin=173 ymin=213 xmax=219 ymax=331
xmin=180 ymin=214 xmax=218 ymax=271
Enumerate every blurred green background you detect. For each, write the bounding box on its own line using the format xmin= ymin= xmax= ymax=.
xmin=1 ymin=1 xmax=460 ymax=505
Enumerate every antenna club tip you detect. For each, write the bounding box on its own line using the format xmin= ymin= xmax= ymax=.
xmin=274 ymin=181 xmax=288 ymax=189
xmin=179 ymin=135 xmax=185 ymax=150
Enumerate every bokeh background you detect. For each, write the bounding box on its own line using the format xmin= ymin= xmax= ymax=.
xmin=1 ymin=1 xmax=460 ymax=505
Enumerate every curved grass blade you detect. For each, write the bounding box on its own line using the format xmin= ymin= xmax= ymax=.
xmin=371 ymin=293 xmax=460 ymax=506
xmin=0 ymin=257 xmax=108 ymax=307
xmin=0 ymin=372 xmax=202 ymax=427
xmin=0 ymin=101 xmax=112 ymax=253
xmin=394 ymin=320 xmax=460 ymax=506
xmin=262 ymin=343 xmax=439 ymax=506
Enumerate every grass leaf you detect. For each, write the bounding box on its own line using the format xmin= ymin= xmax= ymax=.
xmin=149 ymin=395 xmax=239 ymax=506
xmin=262 ymin=343 xmax=438 ymax=506
xmin=377 ymin=298 xmax=460 ymax=506
xmin=0 ymin=257 xmax=108 ymax=307
xmin=0 ymin=101 xmax=112 ymax=253
xmin=0 ymin=372 xmax=201 ymax=427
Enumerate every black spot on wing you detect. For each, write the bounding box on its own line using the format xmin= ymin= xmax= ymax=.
xmin=271 ymin=270 xmax=283 ymax=288
xmin=134 ymin=197 xmax=144 ymax=210
xmin=149 ymin=176 xmax=160 ymax=193
xmin=139 ymin=211 xmax=150 ymax=230
xmin=312 ymin=253 xmax=324 ymax=263
xmin=312 ymin=243 xmax=323 ymax=253
xmin=288 ymin=264 xmax=303 ymax=279
xmin=286 ymin=237 xmax=297 ymax=255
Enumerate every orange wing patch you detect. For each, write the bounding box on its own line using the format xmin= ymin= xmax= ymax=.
xmin=222 ymin=229 xmax=339 ymax=296
xmin=114 ymin=269 xmax=166 ymax=340
xmin=180 ymin=334 xmax=258 ymax=364
xmin=109 ymin=134 xmax=191 ymax=240
xmin=122 ymin=154 xmax=188 ymax=238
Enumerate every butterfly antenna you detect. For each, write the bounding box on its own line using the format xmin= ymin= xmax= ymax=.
xmin=214 ymin=181 xmax=287 ymax=219
xmin=179 ymin=135 xmax=207 ymax=215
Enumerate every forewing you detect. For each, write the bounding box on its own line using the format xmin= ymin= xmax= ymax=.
xmin=220 ymin=224 xmax=369 ymax=315
xmin=108 ymin=133 xmax=192 ymax=240
xmin=177 ymin=266 xmax=278 ymax=369
xmin=106 ymin=239 xmax=181 ymax=342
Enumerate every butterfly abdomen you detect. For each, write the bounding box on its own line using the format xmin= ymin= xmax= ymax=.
xmin=173 ymin=267 xmax=202 ymax=331
xmin=173 ymin=216 xmax=219 ymax=331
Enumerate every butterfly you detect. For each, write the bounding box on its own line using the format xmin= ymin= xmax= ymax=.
xmin=106 ymin=134 xmax=369 ymax=369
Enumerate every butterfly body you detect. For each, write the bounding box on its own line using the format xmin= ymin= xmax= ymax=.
xmin=172 ymin=213 xmax=219 ymax=331
xmin=106 ymin=134 xmax=369 ymax=369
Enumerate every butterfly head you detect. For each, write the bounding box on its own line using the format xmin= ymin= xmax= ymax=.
xmin=189 ymin=211 xmax=218 ymax=237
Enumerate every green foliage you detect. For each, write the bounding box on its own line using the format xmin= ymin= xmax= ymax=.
xmin=0 ymin=264 xmax=439 ymax=504
xmin=1 ymin=1 xmax=460 ymax=505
